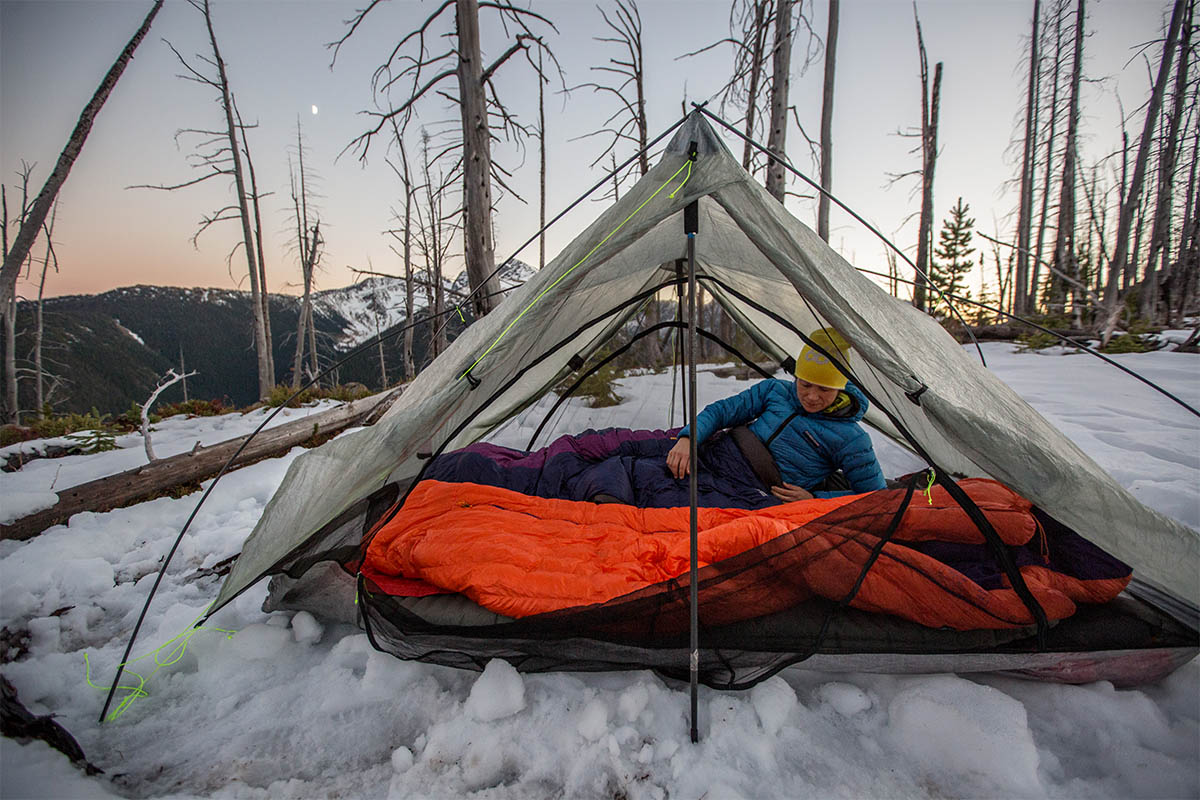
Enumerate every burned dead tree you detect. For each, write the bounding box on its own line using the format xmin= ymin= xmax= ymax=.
xmin=764 ymin=0 xmax=796 ymax=203
xmin=1101 ymin=0 xmax=1188 ymax=332
xmin=911 ymin=6 xmax=943 ymax=312
xmin=1045 ymin=0 xmax=1087 ymax=321
xmin=385 ymin=134 xmax=419 ymax=381
xmin=1012 ymin=0 xmax=1043 ymax=317
xmin=414 ymin=131 xmax=459 ymax=361
xmin=573 ymin=0 xmax=649 ymax=197
xmin=135 ymin=0 xmax=274 ymax=399
xmin=335 ymin=0 xmax=560 ymax=319
xmin=1141 ymin=0 xmax=1195 ymax=322
xmin=289 ymin=119 xmax=323 ymax=388
xmin=816 ymin=0 xmax=839 ymax=241
xmin=1 ymin=2 xmax=162 ymax=424
xmin=682 ymin=0 xmax=819 ymax=191
xmin=32 ymin=205 xmax=60 ymax=415
xmin=0 ymin=1 xmax=163 ymax=314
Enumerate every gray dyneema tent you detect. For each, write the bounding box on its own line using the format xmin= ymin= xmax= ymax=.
xmin=195 ymin=111 xmax=1195 ymax=696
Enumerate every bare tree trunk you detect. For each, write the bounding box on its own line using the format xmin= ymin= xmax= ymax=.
xmin=200 ymin=0 xmax=270 ymax=400
xmin=374 ymin=281 xmax=388 ymax=389
xmin=1031 ymin=2 xmax=1068 ymax=312
xmin=1014 ymin=0 xmax=1042 ymax=316
xmin=1101 ymin=0 xmax=1187 ymax=327
xmin=34 ymin=206 xmax=58 ymax=415
xmin=306 ymin=303 xmax=318 ymax=381
xmin=456 ymin=0 xmax=501 ymax=318
xmin=399 ymin=143 xmax=416 ymax=381
xmin=913 ymin=8 xmax=942 ymax=312
xmin=631 ymin=5 xmax=649 ymax=177
xmin=2 ymin=175 xmax=31 ymax=425
xmin=238 ymin=105 xmax=274 ymax=387
xmin=291 ymin=275 xmax=309 ymax=388
xmin=1140 ymin=0 xmax=1192 ymax=323
xmin=1175 ymin=108 xmax=1200 ymax=321
xmin=538 ymin=47 xmax=547 ymax=270
xmin=180 ymin=345 xmax=189 ymax=402
xmin=817 ymin=0 xmax=839 ymax=241
xmin=0 ymin=0 xmax=163 ymax=312
xmin=292 ymin=223 xmax=320 ymax=388
xmin=1047 ymin=0 xmax=1085 ymax=318
xmin=3 ymin=292 xmax=17 ymax=424
xmin=290 ymin=121 xmax=319 ymax=389
xmin=993 ymin=236 xmax=1011 ymax=315
xmin=743 ymin=0 xmax=771 ymax=171
xmin=764 ymin=0 xmax=794 ymax=202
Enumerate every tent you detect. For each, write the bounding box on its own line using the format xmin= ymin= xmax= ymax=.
xmin=203 ymin=110 xmax=1198 ymax=689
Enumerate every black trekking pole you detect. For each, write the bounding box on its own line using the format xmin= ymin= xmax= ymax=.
xmin=684 ymin=188 xmax=700 ymax=744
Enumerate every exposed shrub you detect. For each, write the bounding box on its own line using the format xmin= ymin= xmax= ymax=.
xmin=112 ymin=402 xmax=159 ymax=432
xmin=1100 ymin=333 xmax=1156 ymax=354
xmin=322 ymin=383 xmax=373 ymax=403
xmin=0 ymin=425 xmax=34 ymax=448
xmin=31 ymin=410 xmax=112 ymax=439
xmin=264 ymin=383 xmax=374 ymax=409
xmin=156 ymin=397 xmax=231 ymax=419
xmin=265 ymin=384 xmax=310 ymax=408
xmin=1015 ymin=331 xmax=1061 ymax=351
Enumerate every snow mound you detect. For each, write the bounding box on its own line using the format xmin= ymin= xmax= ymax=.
xmin=887 ymin=675 xmax=1042 ymax=797
xmin=465 ymin=658 xmax=527 ymax=721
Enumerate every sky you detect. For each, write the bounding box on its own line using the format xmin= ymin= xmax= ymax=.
xmin=0 ymin=0 xmax=1175 ymax=301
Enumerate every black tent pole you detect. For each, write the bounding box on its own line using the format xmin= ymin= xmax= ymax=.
xmin=684 ymin=191 xmax=700 ymax=744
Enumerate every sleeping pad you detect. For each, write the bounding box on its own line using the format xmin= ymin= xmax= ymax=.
xmin=364 ymin=428 xmax=1131 ymax=630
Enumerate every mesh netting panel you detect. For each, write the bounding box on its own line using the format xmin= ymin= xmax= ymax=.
xmin=269 ymin=481 xmax=402 ymax=580
xmin=354 ymin=482 xmax=1165 ymax=688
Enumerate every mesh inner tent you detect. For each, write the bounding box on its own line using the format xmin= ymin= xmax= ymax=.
xmin=349 ymin=479 xmax=1192 ymax=690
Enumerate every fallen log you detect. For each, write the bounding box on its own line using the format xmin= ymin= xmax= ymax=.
xmin=1 ymin=388 xmax=402 ymax=542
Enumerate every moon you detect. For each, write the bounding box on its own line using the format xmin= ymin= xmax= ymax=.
xmin=311 ymin=105 xmax=319 ymax=115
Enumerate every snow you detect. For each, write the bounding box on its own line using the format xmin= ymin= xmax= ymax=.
xmin=465 ymin=659 xmax=527 ymax=722
xmin=112 ymin=319 xmax=145 ymax=346
xmin=0 ymin=400 xmax=342 ymax=525
xmin=1 ymin=342 xmax=1197 ymax=799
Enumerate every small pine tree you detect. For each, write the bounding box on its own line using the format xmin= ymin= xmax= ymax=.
xmin=930 ymin=197 xmax=976 ymax=317
xmin=975 ymin=276 xmax=997 ymax=326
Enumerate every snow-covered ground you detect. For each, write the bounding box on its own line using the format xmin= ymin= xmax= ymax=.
xmin=1 ymin=342 xmax=1197 ymax=799
xmin=0 ymin=401 xmax=344 ymax=525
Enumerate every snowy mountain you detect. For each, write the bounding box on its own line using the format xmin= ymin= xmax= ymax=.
xmin=11 ymin=261 xmax=536 ymax=413
xmin=311 ymin=259 xmax=537 ymax=350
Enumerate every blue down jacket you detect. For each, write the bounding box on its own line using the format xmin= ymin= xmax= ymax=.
xmin=678 ymin=378 xmax=886 ymax=497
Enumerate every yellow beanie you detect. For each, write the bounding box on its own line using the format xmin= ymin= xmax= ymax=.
xmin=794 ymin=328 xmax=851 ymax=389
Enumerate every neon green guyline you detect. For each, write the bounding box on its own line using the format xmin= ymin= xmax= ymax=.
xmin=85 ymin=604 xmax=236 ymax=722
xmin=459 ymin=156 xmax=696 ymax=381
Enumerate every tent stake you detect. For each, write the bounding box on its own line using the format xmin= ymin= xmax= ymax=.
xmin=684 ymin=194 xmax=700 ymax=744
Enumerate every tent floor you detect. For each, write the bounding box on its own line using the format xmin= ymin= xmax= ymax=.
xmin=264 ymin=562 xmax=1198 ymax=690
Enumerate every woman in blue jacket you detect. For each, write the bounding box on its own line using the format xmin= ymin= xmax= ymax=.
xmin=666 ymin=329 xmax=886 ymax=501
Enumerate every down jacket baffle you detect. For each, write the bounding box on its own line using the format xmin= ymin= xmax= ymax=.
xmin=677 ymin=378 xmax=886 ymax=497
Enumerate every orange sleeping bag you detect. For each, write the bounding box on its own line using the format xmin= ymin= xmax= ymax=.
xmin=365 ymin=478 xmax=1129 ymax=629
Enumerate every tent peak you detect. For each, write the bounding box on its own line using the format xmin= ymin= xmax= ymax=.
xmin=665 ymin=110 xmax=731 ymax=160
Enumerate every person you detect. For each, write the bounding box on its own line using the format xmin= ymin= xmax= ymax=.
xmin=666 ymin=328 xmax=886 ymax=501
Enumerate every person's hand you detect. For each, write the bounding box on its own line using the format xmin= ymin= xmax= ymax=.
xmin=771 ymin=482 xmax=814 ymax=502
xmin=666 ymin=437 xmax=692 ymax=479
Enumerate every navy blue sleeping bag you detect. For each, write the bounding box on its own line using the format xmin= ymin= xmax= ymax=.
xmin=425 ymin=428 xmax=780 ymax=509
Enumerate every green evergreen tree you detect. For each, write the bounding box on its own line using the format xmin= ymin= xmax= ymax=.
xmin=975 ymin=276 xmax=997 ymax=326
xmin=930 ymin=197 xmax=976 ymax=317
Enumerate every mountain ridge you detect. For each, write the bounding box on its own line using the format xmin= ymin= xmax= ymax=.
xmin=12 ymin=261 xmax=535 ymax=416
